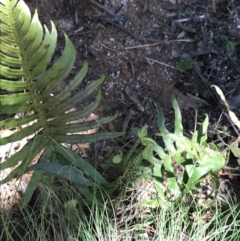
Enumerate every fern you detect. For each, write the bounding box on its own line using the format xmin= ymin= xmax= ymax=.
xmin=0 ymin=0 xmax=123 ymax=205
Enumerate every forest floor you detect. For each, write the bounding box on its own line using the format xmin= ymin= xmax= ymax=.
xmin=1 ymin=0 xmax=240 ymax=240
xmin=24 ymin=0 xmax=240 ymax=191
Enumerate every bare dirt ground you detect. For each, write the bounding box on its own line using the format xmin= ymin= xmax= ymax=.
xmin=25 ymin=0 xmax=240 ymax=171
xmin=25 ymin=0 xmax=240 ymax=128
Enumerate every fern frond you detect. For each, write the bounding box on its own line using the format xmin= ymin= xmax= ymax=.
xmin=0 ymin=0 xmax=123 ymax=205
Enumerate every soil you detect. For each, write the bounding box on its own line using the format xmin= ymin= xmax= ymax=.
xmin=24 ymin=0 xmax=240 ymax=128
xmin=27 ymin=0 xmax=180 ymax=127
xmin=1 ymin=0 xmax=240 ymax=240
xmin=24 ymin=0 xmax=240 ymax=174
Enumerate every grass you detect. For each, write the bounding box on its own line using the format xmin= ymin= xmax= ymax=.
xmin=73 ymin=193 xmax=240 ymax=241
xmin=1 ymin=95 xmax=240 ymax=241
xmin=1 ymin=178 xmax=240 ymax=241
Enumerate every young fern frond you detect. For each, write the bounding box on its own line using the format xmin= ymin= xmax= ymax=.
xmin=0 ymin=0 xmax=123 ymax=205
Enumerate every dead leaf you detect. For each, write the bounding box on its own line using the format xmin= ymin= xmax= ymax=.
xmin=212 ymin=85 xmax=240 ymax=130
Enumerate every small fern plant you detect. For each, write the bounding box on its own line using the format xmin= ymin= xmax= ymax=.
xmin=0 ymin=0 xmax=123 ymax=205
xmin=114 ymin=96 xmax=228 ymax=209
xmin=139 ymin=96 xmax=227 ymax=208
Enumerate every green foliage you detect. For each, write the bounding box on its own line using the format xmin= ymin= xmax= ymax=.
xmin=177 ymin=57 xmax=203 ymax=73
xmin=219 ymin=35 xmax=236 ymax=52
xmin=0 ymin=0 xmax=123 ymax=206
xmin=177 ymin=57 xmax=193 ymax=71
xmin=134 ymin=96 xmax=227 ymax=208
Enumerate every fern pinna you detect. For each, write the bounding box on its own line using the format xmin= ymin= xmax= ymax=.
xmin=0 ymin=0 xmax=123 ymax=206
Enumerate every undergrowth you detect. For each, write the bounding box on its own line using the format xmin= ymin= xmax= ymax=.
xmin=2 ymin=94 xmax=239 ymax=241
xmin=1 ymin=180 xmax=240 ymax=241
xmin=1 ymin=1 xmax=240 ymax=241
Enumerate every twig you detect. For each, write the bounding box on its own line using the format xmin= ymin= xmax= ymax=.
xmin=87 ymin=0 xmax=116 ymax=16
xmin=124 ymin=86 xmax=145 ymax=112
xmin=129 ymin=61 xmax=135 ymax=82
xmin=223 ymin=112 xmax=240 ymax=136
xmin=96 ymin=39 xmax=193 ymax=51
xmin=98 ymin=39 xmax=116 ymax=52
xmin=192 ymin=67 xmax=218 ymax=104
xmin=87 ymin=0 xmax=193 ymax=44
xmin=217 ymin=131 xmax=230 ymax=147
xmin=75 ymin=10 xmax=79 ymax=24
xmin=212 ymin=0 xmax=216 ymax=13
xmin=145 ymin=57 xmax=185 ymax=72
xmin=71 ymin=26 xmax=84 ymax=35
xmin=124 ymin=39 xmax=194 ymax=49
xmin=213 ymin=111 xmax=224 ymax=132
xmin=124 ymin=43 xmax=161 ymax=49
xmin=143 ymin=0 xmax=148 ymax=13
xmin=175 ymin=22 xmax=196 ymax=33
xmin=122 ymin=108 xmax=134 ymax=132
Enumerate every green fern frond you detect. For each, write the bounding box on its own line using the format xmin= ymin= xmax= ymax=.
xmin=0 ymin=0 xmax=123 ymax=205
